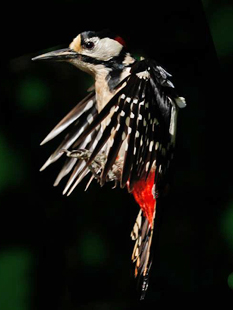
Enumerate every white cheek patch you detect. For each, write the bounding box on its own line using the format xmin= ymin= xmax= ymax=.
xmin=83 ymin=38 xmax=123 ymax=61
xmin=97 ymin=38 xmax=123 ymax=60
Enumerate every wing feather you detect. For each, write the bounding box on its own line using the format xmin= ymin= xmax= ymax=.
xmin=99 ymin=94 xmax=132 ymax=185
xmin=40 ymin=91 xmax=95 ymax=145
xmin=54 ymin=124 xmax=101 ymax=188
xmin=72 ymin=87 xmax=126 ymax=148
xmin=62 ymin=125 xmax=102 ymax=194
xmin=40 ymin=104 xmax=98 ymax=171
xmin=40 ymin=58 xmax=183 ymax=193
xmin=120 ymin=96 xmax=140 ymax=187
xmin=40 ymin=57 xmax=185 ymax=300
xmin=84 ymin=93 xmax=126 ymax=168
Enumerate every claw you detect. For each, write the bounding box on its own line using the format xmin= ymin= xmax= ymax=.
xmin=62 ymin=149 xmax=89 ymax=159
xmin=62 ymin=148 xmax=123 ymax=185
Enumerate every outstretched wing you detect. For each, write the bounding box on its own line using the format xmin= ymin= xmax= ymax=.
xmin=40 ymin=59 xmax=185 ymax=195
xmin=40 ymin=58 xmax=185 ymax=298
xmin=72 ymin=58 xmax=184 ymax=298
xmin=40 ymin=89 xmax=104 ymax=195
xmin=74 ymin=59 xmax=185 ymax=191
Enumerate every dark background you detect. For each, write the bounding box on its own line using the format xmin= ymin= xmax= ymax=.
xmin=0 ymin=0 xmax=233 ymax=309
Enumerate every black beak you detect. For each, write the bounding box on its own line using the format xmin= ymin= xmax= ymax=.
xmin=32 ymin=48 xmax=78 ymax=61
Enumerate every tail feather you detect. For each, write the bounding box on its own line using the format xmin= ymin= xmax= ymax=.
xmin=129 ymin=170 xmax=156 ymax=299
xmin=131 ymin=206 xmax=156 ymax=299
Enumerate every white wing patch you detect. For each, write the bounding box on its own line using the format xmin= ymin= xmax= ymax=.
xmin=40 ymin=58 xmax=186 ymax=198
xmin=136 ymin=70 xmax=150 ymax=80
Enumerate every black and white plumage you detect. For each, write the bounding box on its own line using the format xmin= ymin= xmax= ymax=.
xmin=33 ymin=30 xmax=186 ymax=299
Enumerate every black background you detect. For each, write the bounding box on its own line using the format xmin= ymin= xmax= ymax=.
xmin=1 ymin=0 xmax=232 ymax=309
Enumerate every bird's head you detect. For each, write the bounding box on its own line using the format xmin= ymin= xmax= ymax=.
xmin=32 ymin=30 xmax=129 ymax=75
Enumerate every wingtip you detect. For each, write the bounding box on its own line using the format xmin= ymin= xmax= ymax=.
xmin=40 ymin=135 xmax=52 ymax=146
xmin=39 ymin=163 xmax=47 ymax=172
xmin=40 ymin=140 xmax=46 ymax=146
xmin=65 ymin=179 xmax=81 ymax=196
xmin=53 ymin=179 xmax=60 ymax=187
xmin=62 ymin=184 xmax=70 ymax=196
xmin=64 ymin=186 xmax=74 ymax=196
xmin=39 ymin=157 xmax=53 ymax=171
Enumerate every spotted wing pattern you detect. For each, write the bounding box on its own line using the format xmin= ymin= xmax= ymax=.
xmin=40 ymin=59 xmax=184 ymax=194
xmin=73 ymin=59 xmax=183 ymax=192
xmin=40 ymin=59 xmax=185 ymax=298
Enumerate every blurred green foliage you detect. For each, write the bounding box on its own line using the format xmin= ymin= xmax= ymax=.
xmin=17 ymin=77 xmax=49 ymax=111
xmin=228 ymin=272 xmax=233 ymax=290
xmin=0 ymin=134 xmax=24 ymax=193
xmin=209 ymin=6 xmax=233 ymax=57
xmin=202 ymin=0 xmax=211 ymax=9
xmin=78 ymin=232 xmax=108 ymax=266
xmin=202 ymin=1 xmax=233 ymax=60
xmin=220 ymin=201 xmax=233 ymax=252
xmin=0 ymin=248 xmax=32 ymax=310
xmin=220 ymin=201 xmax=233 ymax=290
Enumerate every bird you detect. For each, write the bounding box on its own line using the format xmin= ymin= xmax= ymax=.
xmin=32 ymin=29 xmax=186 ymax=299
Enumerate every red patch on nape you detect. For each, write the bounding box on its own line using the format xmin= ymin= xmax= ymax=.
xmin=130 ymin=172 xmax=156 ymax=226
xmin=114 ymin=36 xmax=127 ymax=48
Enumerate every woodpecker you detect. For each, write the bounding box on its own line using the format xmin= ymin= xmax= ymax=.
xmin=32 ymin=29 xmax=186 ymax=299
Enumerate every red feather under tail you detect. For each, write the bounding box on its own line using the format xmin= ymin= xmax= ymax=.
xmin=131 ymin=171 xmax=156 ymax=226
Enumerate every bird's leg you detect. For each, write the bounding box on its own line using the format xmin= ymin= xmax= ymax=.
xmin=62 ymin=149 xmax=104 ymax=179
xmin=62 ymin=149 xmax=90 ymax=160
xmin=62 ymin=148 xmax=123 ymax=183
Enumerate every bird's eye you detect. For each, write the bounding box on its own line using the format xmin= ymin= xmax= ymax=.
xmin=84 ymin=41 xmax=95 ymax=49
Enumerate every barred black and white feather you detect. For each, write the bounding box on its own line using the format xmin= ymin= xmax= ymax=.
xmin=38 ymin=47 xmax=186 ymax=299
xmin=40 ymin=58 xmax=185 ymax=192
xmin=69 ymin=59 xmax=185 ymax=191
xmin=130 ymin=208 xmax=156 ymax=300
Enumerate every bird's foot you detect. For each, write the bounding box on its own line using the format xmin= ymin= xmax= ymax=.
xmin=62 ymin=148 xmax=123 ymax=184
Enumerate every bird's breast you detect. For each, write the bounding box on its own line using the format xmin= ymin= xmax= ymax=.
xmin=95 ymin=66 xmax=131 ymax=114
xmin=95 ymin=75 xmax=115 ymax=113
xmin=94 ymin=67 xmax=131 ymax=164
